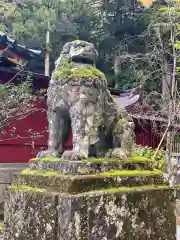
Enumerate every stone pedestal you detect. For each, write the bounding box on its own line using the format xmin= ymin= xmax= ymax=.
xmin=0 ymin=163 xmax=28 ymax=217
xmin=3 ymin=157 xmax=177 ymax=240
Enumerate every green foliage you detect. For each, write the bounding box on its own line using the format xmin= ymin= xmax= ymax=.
xmin=0 ymin=0 xmax=16 ymax=34
xmin=115 ymin=71 xmax=138 ymax=91
xmin=8 ymin=0 xmax=102 ymax=69
xmin=0 ymin=0 xmax=174 ymax=96
xmin=175 ymin=40 xmax=180 ymax=50
xmin=0 ymin=0 xmax=151 ymax=92
xmin=0 ymin=81 xmax=32 ymax=104
xmin=99 ymin=169 xmax=162 ymax=177
xmin=0 ymin=79 xmax=35 ymax=130
xmin=134 ymin=145 xmax=166 ymax=171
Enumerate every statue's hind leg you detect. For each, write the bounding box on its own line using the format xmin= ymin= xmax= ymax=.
xmin=105 ymin=112 xmax=135 ymax=159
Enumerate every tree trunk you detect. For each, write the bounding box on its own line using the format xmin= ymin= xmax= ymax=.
xmin=45 ymin=22 xmax=50 ymax=76
xmin=162 ymin=60 xmax=172 ymax=100
xmin=166 ymin=37 xmax=177 ymax=187
xmin=114 ymin=55 xmax=121 ymax=88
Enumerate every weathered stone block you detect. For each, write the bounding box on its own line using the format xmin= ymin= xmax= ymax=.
xmin=57 ymin=195 xmax=87 ymax=240
xmin=57 ymin=187 xmax=176 ymax=240
xmin=14 ymin=169 xmax=165 ymax=194
xmin=4 ymin=186 xmax=57 ymax=240
xmin=0 ymin=164 xmax=28 ymax=220
xmin=29 ymin=157 xmax=154 ymax=175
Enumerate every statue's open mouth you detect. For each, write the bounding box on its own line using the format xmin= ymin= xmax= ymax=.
xmin=71 ymin=55 xmax=94 ymax=65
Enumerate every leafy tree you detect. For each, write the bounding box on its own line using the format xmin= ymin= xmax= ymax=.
xmin=98 ymin=0 xmax=152 ymax=89
xmin=0 ymin=0 xmax=16 ymax=33
xmin=7 ymin=0 xmax=104 ymax=74
xmin=11 ymin=0 xmax=77 ymax=74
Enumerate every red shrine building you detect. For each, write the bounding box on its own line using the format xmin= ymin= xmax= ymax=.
xmin=0 ymin=32 xmax=163 ymax=163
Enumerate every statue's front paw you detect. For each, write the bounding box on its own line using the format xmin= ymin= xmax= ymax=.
xmin=37 ymin=149 xmax=61 ymax=158
xmin=105 ymin=148 xmax=128 ymax=160
xmin=62 ymin=150 xmax=87 ymax=161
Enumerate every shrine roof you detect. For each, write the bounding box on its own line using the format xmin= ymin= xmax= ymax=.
xmin=0 ymin=31 xmax=42 ymax=69
xmin=0 ymin=31 xmax=41 ymax=56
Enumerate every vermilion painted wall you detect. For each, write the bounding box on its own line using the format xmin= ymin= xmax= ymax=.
xmin=134 ymin=120 xmax=161 ymax=149
xmin=0 ymin=100 xmax=73 ymax=163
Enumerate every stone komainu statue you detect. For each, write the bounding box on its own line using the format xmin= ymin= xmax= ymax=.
xmin=37 ymin=40 xmax=135 ymax=160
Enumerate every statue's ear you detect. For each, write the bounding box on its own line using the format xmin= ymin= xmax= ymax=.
xmin=94 ymin=49 xmax=98 ymax=57
xmin=62 ymin=42 xmax=72 ymax=54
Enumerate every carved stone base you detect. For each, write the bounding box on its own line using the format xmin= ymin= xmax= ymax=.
xmin=3 ymin=157 xmax=177 ymax=240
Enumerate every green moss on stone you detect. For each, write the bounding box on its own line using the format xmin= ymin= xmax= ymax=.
xmin=53 ymin=65 xmax=105 ymax=80
xmin=114 ymin=118 xmax=127 ymax=133
xmin=53 ymin=68 xmax=71 ymax=79
xmin=81 ymin=158 xmax=120 ymax=163
xmin=29 ymin=156 xmax=61 ymax=163
xmin=87 ymin=183 xmax=180 ymax=195
xmin=99 ymin=169 xmax=163 ymax=177
xmin=21 ymin=169 xmax=59 ymax=176
xmin=81 ymin=156 xmax=151 ymax=163
xmin=10 ymin=185 xmax=47 ymax=193
xmin=86 ymin=184 xmax=174 ymax=195
xmin=29 ymin=150 xmax=163 ymax=166
xmin=128 ymin=155 xmax=151 ymax=162
xmin=30 ymin=156 xmax=153 ymax=165
xmin=22 ymin=167 xmax=162 ymax=178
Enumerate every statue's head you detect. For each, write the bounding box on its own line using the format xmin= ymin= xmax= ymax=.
xmin=60 ymin=40 xmax=98 ymax=64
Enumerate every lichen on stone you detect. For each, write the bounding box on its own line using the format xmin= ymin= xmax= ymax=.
xmin=10 ymin=185 xmax=47 ymax=193
xmin=74 ymin=212 xmax=81 ymax=239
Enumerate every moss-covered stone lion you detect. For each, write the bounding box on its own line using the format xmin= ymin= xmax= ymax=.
xmin=37 ymin=40 xmax=135 ymax=160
